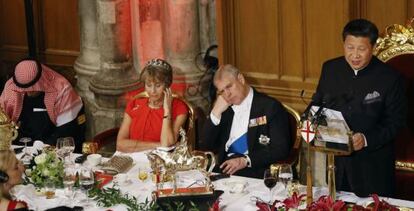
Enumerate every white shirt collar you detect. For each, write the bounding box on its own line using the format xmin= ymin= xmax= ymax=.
xmin=231 ymin=87 xmax=253 ymax=113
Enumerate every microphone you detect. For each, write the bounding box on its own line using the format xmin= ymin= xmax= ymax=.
xmin=311 ymin=94 xmax=332 ymax=125
xmin=301 ymin=92 xmax=323 ymax=121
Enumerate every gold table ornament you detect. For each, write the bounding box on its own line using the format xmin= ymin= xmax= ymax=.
xmin=0 ymin=107 xmax=18 ymax=150
xmin=82 ymin=142 xmax=98 ymax=154
xmin=148 ymin=128 xmax=216 ymax=197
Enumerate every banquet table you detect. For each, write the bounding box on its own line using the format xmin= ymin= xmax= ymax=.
xmin=13 ymin=149 xmax=414 ymax=211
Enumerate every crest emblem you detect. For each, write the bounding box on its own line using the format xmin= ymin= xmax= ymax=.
xmin=258 ymin=134 xmax=270 ymax=145
xmin=300 ymin=120 xmax=315 ymax=143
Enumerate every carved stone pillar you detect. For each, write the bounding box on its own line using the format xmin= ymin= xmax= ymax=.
xmin=164 ymin=0 xmax=209 ymax=113
xmin=89 ymin=0 xmax=140 ymax=134
xmin=74 ymin=0 xmax=100 ymax=138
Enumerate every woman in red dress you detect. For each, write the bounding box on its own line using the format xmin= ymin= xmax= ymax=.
xmin=116 ymin=59 xmax=188 ymax=152
xmin=0 ymin=150 xmax=28 ymax=210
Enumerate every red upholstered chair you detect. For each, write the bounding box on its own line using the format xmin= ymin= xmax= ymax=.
xmin=374 ymin=17 xmax=414 ymax=200
xmin=92 ymin=91 xmax=195 ymax=157
xmin=271 ymin=103 xmax=302 ymax=178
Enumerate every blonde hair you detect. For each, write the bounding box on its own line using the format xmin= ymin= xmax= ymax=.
xmin=0 ymin=150 xmax=18 ymax=199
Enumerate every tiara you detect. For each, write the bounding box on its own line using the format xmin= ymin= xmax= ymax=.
xmin=145 ymin=59 xmax=172 ymax=71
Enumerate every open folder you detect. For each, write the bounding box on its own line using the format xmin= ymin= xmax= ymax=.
xmin=310 ymin=106 xmax=351 ymax=145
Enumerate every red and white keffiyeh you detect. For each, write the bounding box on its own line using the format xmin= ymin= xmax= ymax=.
xmin=0 ymin=60 xmax=82 ymax=126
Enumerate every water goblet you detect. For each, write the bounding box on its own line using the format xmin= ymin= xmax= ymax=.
xmin=56 ymin=138 xmax=67 ymax=156
xmin=278 ymin=164 xmax=293 ymax=189
xmin=263 ymin=169 xmax=277 ymax=204
xmin=79 ymin=167 xmax=95 ymax=205
xmin=19 ymin=137 xmax=32 ymax=154
xmin=63 ymin=137 xmax=75 ymax=164
xmin=63 ymin=167 xmax=76 ymax=199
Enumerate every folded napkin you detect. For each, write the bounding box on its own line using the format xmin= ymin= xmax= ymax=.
xmin=12 ymin=184 xmax=69 ymax=210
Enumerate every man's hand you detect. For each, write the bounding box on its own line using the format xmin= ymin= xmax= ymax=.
xmin=352 ymin=133 xmax=365 ymax=151
xmin=211 ymin=95 xmax=230 ymax=119
xmin=220 ymin=157 xmax=247 ymax=175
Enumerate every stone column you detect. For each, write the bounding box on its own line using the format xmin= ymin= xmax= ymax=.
xmin=164 ymin=0 xmax=209 ymax=113
xmin=89 ymin=0 xmax=140 ymax=134
xmin=198 ymin=0 xmax=217 ymax=51
xmin=74 ymin=0 xmax=100 ymax=139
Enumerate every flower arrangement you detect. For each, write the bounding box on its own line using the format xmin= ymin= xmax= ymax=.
xmin=256 ymin=193 xmax=399 ymax=211
xmin=28 ymin=150 xmax=64 ymax=188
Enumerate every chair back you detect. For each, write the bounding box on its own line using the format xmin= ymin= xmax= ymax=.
xmin=374 ymin=17 xmax=414 ymax=200
xmin=271 ymin=103 xmax=301 ymax=179
xmin=133 ymin=91 xmax=196 ymax=150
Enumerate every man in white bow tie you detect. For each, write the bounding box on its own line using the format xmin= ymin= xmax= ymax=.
xmin=201 ymin=64 xmax=291 ymax=178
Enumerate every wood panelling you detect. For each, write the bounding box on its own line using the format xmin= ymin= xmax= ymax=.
xmin=365 ymin=0 xmax=408 ymax=32
xmin=0 ymin=0 xmax=28 ymax=59
xmin=233 ymin=0 xmax=279 ymax=82
xmin=41 ymin=0 xmax=80 ymax=62
xmin=0 ymin=0 xmax=79 ymax=66
xmin=216 ymin=0 xmax=414 ymax=111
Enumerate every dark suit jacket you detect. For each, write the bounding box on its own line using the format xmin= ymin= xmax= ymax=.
xmin=201 ymin=89 xmax=291 ymax=178
xmin=316 ymin=56 xmax=407 ymax=197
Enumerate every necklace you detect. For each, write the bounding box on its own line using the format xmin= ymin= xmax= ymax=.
xmin=148 ymin=99 xmax=162 ymax=109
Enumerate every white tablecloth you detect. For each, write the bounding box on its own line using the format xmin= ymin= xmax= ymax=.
xmin=14 ymin=150 xmax=414 ymax=211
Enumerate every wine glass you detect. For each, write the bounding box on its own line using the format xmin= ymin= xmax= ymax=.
xmin=63 ymin=137 xmax=75 ymax=165
xmin=56 ymin=138 xmax=69 ymax=165
xmin=263 ymin=169 xmax=277 ymax=204
xmin=278 ymin=164 xmax=293 ymax=189
xmin=44 ymin=180 xmax=56 ymax=199
xmin=19 ymin=137 xmax=32 ymax=164
xmin=138 ymin=168 xmax=149 ymax=182
xmin=63 ymin=167 xmax=76 ymax=199
xmin=19 ymin=137 xmax=32 ymax=154
xmin=79 ymin=168 xmax=95 ymax=205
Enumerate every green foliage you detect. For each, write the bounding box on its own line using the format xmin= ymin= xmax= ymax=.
xmin=28 ymin=150 xmax=64 ymax=188
xmin=89 ymin=186 xmax=200 ymax=211
xmin=89 ymin=186 xmax=158 ymax=211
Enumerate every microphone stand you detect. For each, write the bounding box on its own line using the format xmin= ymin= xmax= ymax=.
xmin=300 ymin=91 xmax=314 ymax=206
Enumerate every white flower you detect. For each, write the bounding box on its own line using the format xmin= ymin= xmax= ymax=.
xmin=34 ymin=153 xmax=47 ymax=164
xmin=42 ymin=168 xmax=50 ymax=177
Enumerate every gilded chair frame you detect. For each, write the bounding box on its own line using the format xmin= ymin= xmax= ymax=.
xmin=374 ymin=17 xmax=414 ymax=200
xmin=271 ymin=103 xmax=302 ymax=178
xmin=374 ymin=18 xmax=414 ymax=63
xmin=374 ymin=17 xmax=414 ymax=173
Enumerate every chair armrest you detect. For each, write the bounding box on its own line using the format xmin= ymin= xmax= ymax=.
xmin=93 ymin=127 xmax=120 ymax=150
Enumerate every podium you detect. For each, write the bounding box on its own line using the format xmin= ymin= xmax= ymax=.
xmin=302 ymin=108 xmax=354 ymax=204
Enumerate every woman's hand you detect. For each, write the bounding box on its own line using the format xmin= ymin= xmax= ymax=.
xmin=163 ymin=87 xmax=173 ymax=116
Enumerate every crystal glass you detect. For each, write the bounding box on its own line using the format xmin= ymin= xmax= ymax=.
xmin=19 ymin=137 xmax=32 ymax=164
xmin=56 ymin=138 xmax=69 ymax=160
xmin=263 ymin=169 xmax=277 ymax=203
xmin=63 ymin=167 xmax=76 ymax=199
xmin=44 ymin=180 xmax=56 ymax=199
xmin=79 ymin=167 xmax=95 ymax=205
xmin=19 ymin=137 xmax=32 ymax=154
xmin=278 ymin=164 xmax=293 ymax=189
xmin=138 ymin=168 xmax=149 ymax=182
xmin=63 ymin=137 xmax=75 ymax=164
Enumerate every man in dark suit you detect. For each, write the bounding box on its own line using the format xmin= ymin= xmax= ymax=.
xmin=315 ymin=19 xmax=407 ymax=197
xmin=202 ymin=64 xmax=291 ymax=178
